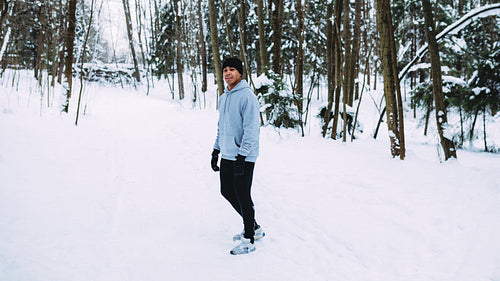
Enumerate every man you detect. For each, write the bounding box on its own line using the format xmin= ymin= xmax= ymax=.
xmin=211 ymin=57 xmax=265 ymax=255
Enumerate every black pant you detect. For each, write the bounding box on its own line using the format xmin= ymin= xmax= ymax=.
xmin=220 ymin=158 xmax=256 ymax=242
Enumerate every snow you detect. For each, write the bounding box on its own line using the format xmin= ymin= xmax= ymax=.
xmin=441 ymin=122 xmax=454 ymax=140
xmin=398 ymin=42 xmax=411 ymax=61
xmin=409 ymin=63 xmax=431 ymax=73
xmin=443 ymin=76 xmax=467 ymax=86
xmin=0 ymin=28 xmax=11 ymax=62
xmin=444 ymin=3 xmax=500 ymax=36
xmin=398 ymin=3 xmax=500 ymax=81
xmin=254 ymin=73 xmax=273 ymax=89
xmin=473 ymin=87 xmax=490 ymax=95
xmin=1 ymin=72 xmax=500 ymax=281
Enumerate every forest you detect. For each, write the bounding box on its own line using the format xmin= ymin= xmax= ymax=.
xmin=0 ymin=0 xmax=499 ymax=159
xmin=1 ymin=2 xmax=500 ymax=278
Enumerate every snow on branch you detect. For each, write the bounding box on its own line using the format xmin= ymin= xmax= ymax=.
xmin=399 ymin=3 xmax=500 ymax=81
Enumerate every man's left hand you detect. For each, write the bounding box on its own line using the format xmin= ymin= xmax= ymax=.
xmin=234 ymin=155 xmax=245 ymax=176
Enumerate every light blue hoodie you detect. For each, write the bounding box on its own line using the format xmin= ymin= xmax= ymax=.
xmin=214 ymin=80 xmax=260 ymax=162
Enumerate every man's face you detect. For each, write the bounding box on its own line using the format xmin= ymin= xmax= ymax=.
xmin=223 ymin=67 xmax=242 ymax=88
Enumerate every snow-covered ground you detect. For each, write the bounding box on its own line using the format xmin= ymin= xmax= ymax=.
xmin=1 ymin=73 xmax=500 ymax=281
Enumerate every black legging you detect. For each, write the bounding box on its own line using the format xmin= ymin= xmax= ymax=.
xmin=220 ymin=158 xmax=256 ymax=242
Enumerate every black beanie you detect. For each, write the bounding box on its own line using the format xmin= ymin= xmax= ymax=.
xmin=222 ymin=57 xmax=243 ymax=75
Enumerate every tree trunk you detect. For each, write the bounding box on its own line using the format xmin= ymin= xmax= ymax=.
xmin=122 ymin=0 xmax=141 ymax=83
xmin=424 ymin=99 xmax=431 ymax=136
xmin=256 ymin=0 xmax=268 ymax=74
xmin=271 ymin=0 xmax=284 ymax=74
xmin=63 ymin=0 xmax=77 ymax=113
xmin=208 ymin=0 xmax=224 ymax=98
xmin=0 ymin=1 xmax=14 ymax=64
xmin=220 ymin=0 xmax=235 ymax=57
xmin=422 ymin=0 xmax=457 ymax=160
xmin=35 ymin=0 xmax=46 ymax=81
xmin=483 ymin=107 xmax=488 ymax=152
xmin=373 ymin=1 xmax=378 ymax=92
xmin=57 ymin=0 xmax=65 ymax=84
xmin=458 ymin=0 xmax=464 ymax=15
xmin=459 ymin=105 xmax=464 ymax=146
xmin=0 ymin=1 xmax=9 ymax=36
xmin=238 ymin=0 xmax=247 ymax=63
xmin=237 ymin=0 xmax=255 ymax=89
xmin=295 ymin=0 xmax=305 ymax=137
xmin=49 ymin=3 xmax=59 ymax=89
xmin=76 ymin=0 xmax=95 ymax=126
xmin=237 ymin=0 xmax=249 ymax=81
xmin=376 ymin=0 xmax=400 ymax=157
xmin=198 ymin=0 xmax=207 ymax=93
xmin=322 ymin=0 xmax=334 ymax=138
xmin=388 ymin=0 xmax=405 ymax=159
xmin=352 ymin=0 xmax=361 ymax=101
xmin=469 ymin=108 xmax=479 ymax=144
xmin=362 ymin=0 xmax=370 ymax=90
xmin=342 ymin=0 xmax=351 ymax=142
xmin=331 ymin=0 xmax=343 ymax=140
xmin=342 ymin=0 xmax=352 ymax=106
xmin=173 ymin=0 xmax=184 ymax=99
xmin=134 ymin=0 xmax=150 ymax=94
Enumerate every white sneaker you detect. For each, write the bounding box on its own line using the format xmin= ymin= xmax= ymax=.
xmin=230 ymin=238 xmax=256 ymax=255
xmin=233 ymin=226 xmax=265 ymax=241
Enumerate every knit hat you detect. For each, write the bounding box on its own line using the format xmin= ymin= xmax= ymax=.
xmin=222 ymin=57 xmax=243 ymax=75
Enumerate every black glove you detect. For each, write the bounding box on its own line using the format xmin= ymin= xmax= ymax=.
xmin=211 ymin=149 xmax=220 ymax=172
xmin=234 ymin=154 xmax=246 ymax=176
